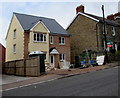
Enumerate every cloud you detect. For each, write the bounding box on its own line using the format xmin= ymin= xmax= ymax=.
xmin=0 ymin=2 xmax=119 ymax=47
xmin=1 ymin=0 xmax=120 ymax=2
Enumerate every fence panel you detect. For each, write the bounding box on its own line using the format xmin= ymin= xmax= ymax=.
xmin=26 ymin=57 xmax=39 ymax=76
xmin=5 ymin=61 xmax=15 ymax=75
xmin=16 ymin=60 xmax=24 ymax=76
xmin=4 ymin=57 xmax=40 ymax=77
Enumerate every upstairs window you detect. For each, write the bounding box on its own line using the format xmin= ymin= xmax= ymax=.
xmin=34 ymin=33 xmax=46 ymax=42
xmin=112 ymin=27 xmax=116 ymax=36
xmin=50 ymin=36 xmax=53 ymax=44
xmin=59 ymin=37 xmax=65 ymax=45
xmin=13 ymin=44 xmax=16 ymax=53
xmin=59 ymin=54 xmax=65 ymax=61
xmin=102 ymin=25 xmax=107 ymax=34
xmin=13 ymin=29 xmax=17 ymax=38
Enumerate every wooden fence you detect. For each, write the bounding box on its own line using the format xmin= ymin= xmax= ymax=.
xmin=3 ymin=57 xmax=40 ymax=77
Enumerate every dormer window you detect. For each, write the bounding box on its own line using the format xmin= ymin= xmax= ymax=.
xmin=112 ymin=26 xmax=115 ymax=36
xmin=13 ymin=29 xmax=17 ymax=38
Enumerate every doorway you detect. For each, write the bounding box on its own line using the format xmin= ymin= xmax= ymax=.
xmin=50 ymin=55 xmax=55 ymax=67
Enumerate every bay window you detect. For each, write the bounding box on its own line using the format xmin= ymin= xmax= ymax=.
xmin=34 ymin=33 xmax=46 ymax=42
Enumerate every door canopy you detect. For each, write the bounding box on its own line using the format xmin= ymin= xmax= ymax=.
xmin=50 ymin=48 xmax=59 ymax=54
xmin=29 ymin=51 xmax=45 ymax=55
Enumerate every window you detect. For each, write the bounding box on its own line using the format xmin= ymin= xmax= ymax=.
xmin=59 ymin=54 xmax=65 ymax=61
xmin=102 ymin=25 xmax=107 ymax=34
xmin=44 ymin=34 xmax=46 ymax=42
xmin=34 ymin=33 xmax=46 ymax=42
xmin=112 ymin=27 xmax=115 ymax=36
xmin=13 ymin=44 xmax=16 ymax=53
xmin=50 ymin=36 xmax=53 ymax=44
xmin=59 ymin=37 xmax=65 ymax=45
xmin=13 ymin=29 xmax=17 ymax=38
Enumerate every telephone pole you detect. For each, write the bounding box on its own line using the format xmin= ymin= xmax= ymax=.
xmin=102 ymin=5 xmax=109 ymax=63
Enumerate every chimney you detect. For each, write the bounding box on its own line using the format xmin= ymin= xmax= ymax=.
xmin=76 ymin=5 xmax=84 ymax=14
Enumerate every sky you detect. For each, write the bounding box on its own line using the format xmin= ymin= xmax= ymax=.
xmin=0 ymin=0 xmax=120 ymax=47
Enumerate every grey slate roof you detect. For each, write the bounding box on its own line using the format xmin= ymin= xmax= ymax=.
xmin=14 ymin=12 xmax=70 ymax=35
xmin=84 ymin=13 xmax=120 ymax=27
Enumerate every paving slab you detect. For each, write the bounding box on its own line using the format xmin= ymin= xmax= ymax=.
xmin=2 ymin=75 xmax=33 ymax=85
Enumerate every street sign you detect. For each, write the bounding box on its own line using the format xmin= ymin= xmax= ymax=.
xmin=107 ymin=40 xmax=113 ymax=47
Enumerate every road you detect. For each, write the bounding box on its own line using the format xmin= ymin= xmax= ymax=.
xmin=2 ymin=66 xmax=119 ymax=96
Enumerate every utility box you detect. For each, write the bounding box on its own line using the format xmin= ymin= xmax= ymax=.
xmin=29 ymin=51 xmax=46 ymax=75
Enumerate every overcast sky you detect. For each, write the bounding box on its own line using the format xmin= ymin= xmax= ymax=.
xmin=0 ymin=0 xmax=120 ymax=47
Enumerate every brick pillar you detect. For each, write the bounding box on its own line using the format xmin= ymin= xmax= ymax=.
xmin=24 ymin=32 xmax=29 ymax=59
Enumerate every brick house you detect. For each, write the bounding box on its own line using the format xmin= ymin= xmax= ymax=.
xmin=0 ymin=43 xmax=6 ymax=65
xmin=67 ymin=5 xmax=120 ymax=63
xmin=6 ymin=13 xmax=71 ymax=69
xmin=107 ymin=12 xmax=120 ymax=46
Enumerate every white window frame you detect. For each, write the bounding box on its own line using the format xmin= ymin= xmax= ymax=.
xmin=13 ymin=29 xmax=17 ymax=38
xmin=34 ymin=33 xmax=46 ymax=42
xmin=50 ymin=36 xmax=54 ymax=44
xmin=112 ymin=26 xmax=116 ymax=36
xmin=59 ymin=37 xmax=65 ymax=45
xmin=102 ymin=25 xmax=107 ymax=34
xmin=60 ymin=54 xmax=65 ymax=61
xmin=13 ymin=44 xmax=16 ymax=53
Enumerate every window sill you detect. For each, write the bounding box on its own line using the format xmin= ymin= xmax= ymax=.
xmin=59 ymin=43 xmax=65 ymax=45
xmin=60 ymin=60 xmax=65 ymax=62
xmin=34 ymin=41 xmax=47 ymax=43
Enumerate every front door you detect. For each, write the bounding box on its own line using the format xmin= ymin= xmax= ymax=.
xmin=50 ymin=55 xmax=55 ymax=67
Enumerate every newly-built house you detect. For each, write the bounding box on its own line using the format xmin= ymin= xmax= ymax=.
xmin=6 ymin=13 xmax=71 ymax=69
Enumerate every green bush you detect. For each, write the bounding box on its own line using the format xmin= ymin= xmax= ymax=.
xmin=116 ymin=50 xmax=120 ymax=55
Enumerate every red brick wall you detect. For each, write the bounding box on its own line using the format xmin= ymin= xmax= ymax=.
xmin=23 ymin=32 xmax=29 ymax=59
xmin=107 ymin=12 xmax=120 ymax=20
xmin=50 ymin=35 xmax=71 ymax=67
xmin=0 ymin=44 xmax=6 ymax=63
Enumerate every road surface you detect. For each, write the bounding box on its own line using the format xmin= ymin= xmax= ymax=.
xmin=2 ymin=66 xmax=119 ymax=96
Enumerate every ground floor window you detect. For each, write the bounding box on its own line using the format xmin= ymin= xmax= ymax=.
xmin=59 ymin=37 xmax=65 ymax=45
xmin=59 ymin=54 xmax=65 ymax=61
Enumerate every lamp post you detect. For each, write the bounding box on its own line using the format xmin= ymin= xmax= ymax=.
xmin=102 ymin=5 xmax=109 ymax=63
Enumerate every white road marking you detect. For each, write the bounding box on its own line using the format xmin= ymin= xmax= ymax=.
xmin=2 ymin=86 xmax=19 ymax=92
xmin=3 ymin=77 xmax=60 ymax=92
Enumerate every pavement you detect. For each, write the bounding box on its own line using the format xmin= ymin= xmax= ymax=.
xmin=1 ymin=62 xmax=120 ymax=91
